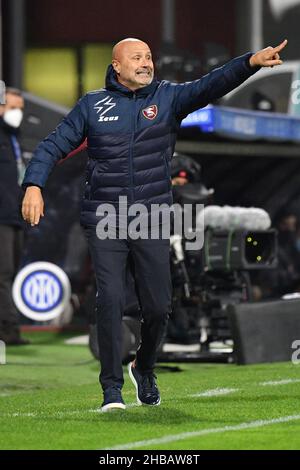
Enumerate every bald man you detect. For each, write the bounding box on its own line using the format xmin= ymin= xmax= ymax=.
xmin=22 ymin=37 xmax=287 ymax=412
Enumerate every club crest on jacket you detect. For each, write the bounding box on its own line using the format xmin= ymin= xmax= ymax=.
xmin=142 ymin=105 xmax=158 ymax=120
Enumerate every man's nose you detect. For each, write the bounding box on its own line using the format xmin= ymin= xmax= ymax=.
xmin=141 ymin=58 xmax=150 ymax=67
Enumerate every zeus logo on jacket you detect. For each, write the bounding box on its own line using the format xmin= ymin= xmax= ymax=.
xmin=94 ymin=96 xmax=119 ymax=122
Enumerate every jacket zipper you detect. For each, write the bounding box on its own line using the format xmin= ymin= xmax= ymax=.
xmin=129 ymin=92 xmax=137 ymax=204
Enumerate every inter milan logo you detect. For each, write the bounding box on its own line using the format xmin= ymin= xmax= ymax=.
xmin=22 ymin=271 xmax=62 ymax=312
xmin=142 ymin=105 xmax=158 ymax=120
xmin=12 ymin=262 xmax=71 ymax=321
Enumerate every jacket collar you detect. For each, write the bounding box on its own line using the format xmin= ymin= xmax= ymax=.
xmin=105 ymin=64 xmax=159 ymax=97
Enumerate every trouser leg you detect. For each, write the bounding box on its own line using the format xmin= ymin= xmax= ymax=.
xmin=84 ymin=227 xmax=129 ymax=390
xmin=130 ymin=236 xmax=172 ymax=374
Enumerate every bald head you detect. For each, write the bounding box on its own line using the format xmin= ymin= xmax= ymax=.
xmin=111 ymin=38 xmax=154 ymax=91
xmin=112 ymin=38 xmax=149 ymax=61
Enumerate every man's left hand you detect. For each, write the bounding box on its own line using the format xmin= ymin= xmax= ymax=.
xmin=250 ymin=39 xmax=288 ymax=68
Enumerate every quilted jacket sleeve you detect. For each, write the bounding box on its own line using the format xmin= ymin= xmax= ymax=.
xmin=22 ymin=95 xmax=88 ymax=188
xmin=173 ymin=52 xmax=261 ymax=119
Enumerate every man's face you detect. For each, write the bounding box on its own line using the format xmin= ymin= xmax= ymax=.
xmin=0 ymin=93 xmax=24 ymax=116
xmin=112 ymin=41 xmax=154 ymax=91
xmin=278 ymin=215 xmax=297 ymax=232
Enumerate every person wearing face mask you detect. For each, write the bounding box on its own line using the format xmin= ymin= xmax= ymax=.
xmin=0 ymin=87 xmax=29 ymax=345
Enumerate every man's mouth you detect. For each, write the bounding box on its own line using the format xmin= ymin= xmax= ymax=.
xmin=136 ymin=70 xmax=152 ymax=76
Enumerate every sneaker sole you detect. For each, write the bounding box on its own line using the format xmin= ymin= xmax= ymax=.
xmin=128 ymin=362 xmax=161 ymax=407
xmin=101 ymin=402 xmax=126 ymax=412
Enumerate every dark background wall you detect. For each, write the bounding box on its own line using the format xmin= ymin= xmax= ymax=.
xmin=25 ymin=0 xmax=237 ymax=57
xmin=3 ymin=0 xmax=300 ymax=90
xmin=263 ymin=0 xmax=300 ymax=60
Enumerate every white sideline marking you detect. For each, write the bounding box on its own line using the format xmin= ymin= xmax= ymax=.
xmin=0 ymin=411 xmax=81 ymax=418
xmin=0 ymin=410 xmax=93 ymax=418
xmin=103 ymin=414 xmax=300 ymax=450
xmin=124 ymin=402 xmax=139 ymax=409
xmin=190 ymin=388 xmax=238 ymax=397
xmin=10 ymin=412 xmax=36 ymax=417
xmin=260 ymin=379 xmax=300 ymax=386
xmin=0 ymin=403 xmax=139 ymax=418
xmin=190 ymin=377 xmax=300 ymax=398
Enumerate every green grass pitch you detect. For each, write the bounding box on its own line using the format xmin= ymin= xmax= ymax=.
xmin=0 ymin=332 xmax=300 ymax=450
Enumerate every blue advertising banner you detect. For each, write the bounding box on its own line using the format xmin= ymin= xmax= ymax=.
xmin=181 ymin=105 xmax=300 ymax=142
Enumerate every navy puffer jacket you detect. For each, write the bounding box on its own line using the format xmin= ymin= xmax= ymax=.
xmin=0 ymin=119 xmax=23 ymax=227
xmin=23 ymin=53 xmax=259 ymax=227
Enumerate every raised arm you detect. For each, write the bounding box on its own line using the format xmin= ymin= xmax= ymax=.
xmin=173 ymin=39 xmax=288 ymax=120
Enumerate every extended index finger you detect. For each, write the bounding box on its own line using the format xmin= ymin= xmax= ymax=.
xmin=273 ymin=39 xmax=288 ymax=53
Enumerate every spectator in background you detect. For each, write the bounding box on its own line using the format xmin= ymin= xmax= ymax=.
xmin=172 ymin=172 xmax=189 ymax=186
xmin=0 ymin=87 xmax=29 ymax=345
xmin=295 ymin=221 xmax=300 ymax=260
xmin=253 ymin=209 xmax=300 ymax=299
xmin=275 ymin=210 xmax=300 ymax=290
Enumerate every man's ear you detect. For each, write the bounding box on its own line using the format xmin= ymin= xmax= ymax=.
xmin=111 ymin=59 xmax=120 ymax=75
xmin=112 ymin=60 xmax=120 ymax=75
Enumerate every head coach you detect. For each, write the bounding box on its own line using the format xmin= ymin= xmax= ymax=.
xmin=21 ymin=37 xmax=287 ymax=412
